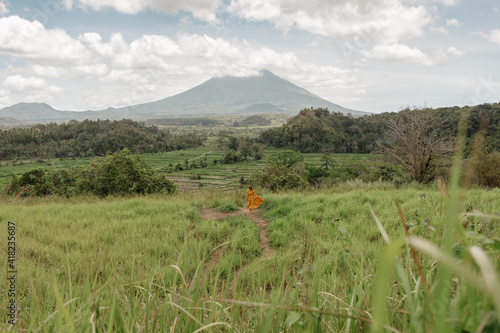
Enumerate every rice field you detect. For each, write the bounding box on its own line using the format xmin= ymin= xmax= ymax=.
xmin=0 ymin=146 xmax=379 ymax=192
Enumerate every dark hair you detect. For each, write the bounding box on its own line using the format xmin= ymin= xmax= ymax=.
xmin=248 ymin=186 xmax=253 ymax=190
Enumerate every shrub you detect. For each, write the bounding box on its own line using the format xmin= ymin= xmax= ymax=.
xmin=4 ymin=149 xmax=176 ymax=197
xmin=464 ymin=149 xmax=500 ymax=188
xmin=251 ymin=151 xmax=309 ymax=191
xmin=77 ymin=149 xmax=176 ymax=197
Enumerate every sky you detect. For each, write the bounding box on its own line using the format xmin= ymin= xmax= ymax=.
xmin=0 ymin=0 xmax=499 ymax=114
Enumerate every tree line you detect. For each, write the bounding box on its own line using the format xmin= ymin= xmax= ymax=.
xmin=257 ymin=104 xmax=499 ymax=186
xmin=0 ymin=119 xmax=206 ymax=160
xmin=259 ymin=103 xmax=500 ymax=154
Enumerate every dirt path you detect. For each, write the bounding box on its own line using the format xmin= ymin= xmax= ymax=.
xmin=200 ymin=207 xmax=273 ymax=271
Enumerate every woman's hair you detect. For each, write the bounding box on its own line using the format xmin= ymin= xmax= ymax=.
xmin=248 ymin=186 xmax=253 ymax=190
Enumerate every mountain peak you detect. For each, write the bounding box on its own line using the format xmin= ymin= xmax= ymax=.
xmin=0 ymin=70 xmax=369 ymax=122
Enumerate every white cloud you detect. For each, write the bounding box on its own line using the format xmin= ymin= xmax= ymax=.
xmin=2 ymin=75 xmax=62 ymax=102
xmin=72 ymin=64 xmax=110 ymax=78
xmin=73 ymin=0 xmax=221 ymax=22
xmin=447 ymin=46 xmax=464 ymax=57
xmin=0 ymin=0 xmax=8 ymax=15
xmin=0 ymin=15 xmax=91 ymax=63
xmin=361 ymin=43 xmax=447 ymax=66
xmin=2 ymin=75 xmax=60 ymax=92
xmin=0 ymin=14 xmax=362 ymax=109
xmin=32 ymin=65 xmax=68 ymax=78
xmin=0 ymin=89 xmax=9 ymax=108
xmin=62 ymin=0 xmax=73 ymax=11
xmin=473 ymin=29 xmax=500 ymax=45
xmin=306 ymin=41 xmax=320 ymax=48
xmin=445 ymin=18 xmax=462 ymax=26
xmin=228 ymin=0 xmax=432 ymax=44
xmin=436 ymin=0 xmax=460 ymax=6
xmin=430 ymin=26 xmax=449 ymax=35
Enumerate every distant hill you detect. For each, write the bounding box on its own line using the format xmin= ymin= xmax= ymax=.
xmin=0 ymin=70 xmax=369 ymax=123
xmin=0 ymin=103 xmax=124 ymax=123
xmin=237 ymin=103 xmax=283 ymax=114
xmin=0 ymin=117 xmax=28 ymax=128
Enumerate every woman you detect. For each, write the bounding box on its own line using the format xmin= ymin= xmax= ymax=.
xmin=246 ymin=186 xmax=263 ymax=213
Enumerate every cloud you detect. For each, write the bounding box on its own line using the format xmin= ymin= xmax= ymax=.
xmin=228 ymin=0 xmax=432 ymax=44
xmin=361 ymin=43 xmax=447 ymax=66
xmin=0 ymin=91 xmax=9 ymax=108
xmin=62 ymin=0 xmax=73 ymax=11
xmin=0 ymin=15 xmax=91 ymax=63
xmin=2 ymin=75 xmax=62 ymax=102
xmin=447 ymin=46 xmax=464 ymax=57
xmin=32 ymin=65 xmax=68 ymax=78
xmin=72 ymin=64 xmax=110 ymax=78
xmin=473 ymin=29 xmax=500 ymax=45
xmin=445 ymin=18 xmax=462 ymax=26
xmin=430 ymin=26 xmax=449 ymax=35
xmin=0 ymin=15 xmax=362 ymax=109
xmin=73 ymin=0 xmax=221 ymax=22
xmin=0 ymin=0 xmax=8 ymax=15
xmin=436 ymin=0 xmax=461 ymax=6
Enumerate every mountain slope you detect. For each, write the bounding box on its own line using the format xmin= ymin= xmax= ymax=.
xmin=0 ymin=70 xmax=368 ymax=122
xmin=120 ymin=70 xmax=366 ymax=117
xmin=0 ymin=103 xmax=68 ymax=121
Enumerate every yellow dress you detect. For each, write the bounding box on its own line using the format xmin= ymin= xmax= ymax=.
xmin=247 ymin=189 xmax=263 ymax=209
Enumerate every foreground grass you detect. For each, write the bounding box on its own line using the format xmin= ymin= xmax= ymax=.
xmin=0 ymin=185 xmax=499 ymax=331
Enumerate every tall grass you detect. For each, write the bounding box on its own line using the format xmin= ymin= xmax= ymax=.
xmin=0 ymin=182 xmax=498 ymax=331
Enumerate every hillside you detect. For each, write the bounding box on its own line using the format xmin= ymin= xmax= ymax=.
xmin=260 ymin=103 xmax=500 ymax=153
xmin=129 ymin=70 xmax=366 ymax=117
xmin=0 ymin=117 xmax=28 ymax=128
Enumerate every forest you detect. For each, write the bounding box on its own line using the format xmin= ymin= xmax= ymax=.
xmin=260 ymin=103 xmax=500 ymax=153
xmin=0 ymin=118 xmax=205 ymax=160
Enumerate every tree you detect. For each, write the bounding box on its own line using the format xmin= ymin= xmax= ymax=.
xmin=77 ymin=149 xmax=176 ymax=197
xmin=251 ymin=150 xmax=309 ymax=191
xmin=379 ymin=108 xmax=454 ymax=183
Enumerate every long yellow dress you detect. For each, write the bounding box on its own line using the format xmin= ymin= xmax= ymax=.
xmin=247 ymin=189 xmax=263 ymax=210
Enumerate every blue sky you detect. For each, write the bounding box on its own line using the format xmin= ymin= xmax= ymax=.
xmin=0 ymin=0 xmax=499 ymax=113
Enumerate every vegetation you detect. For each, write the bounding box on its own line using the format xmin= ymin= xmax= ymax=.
xmin=260 ymin=104 xmax=499 ymax=187
xmin=234 ymin=115 xmax=272 ymax=127
xmin=463 ymin=135 xmax=500 ymax=188
xmin=378 ymin=108 xmax=454 ymax=183
xmin=250 ymin=150 xmax=404 ymax=191
xmin=0 ymin=103 xmax=499 ymax=331
xmin=0 ymin=119 xmax=206 ymax=160
xmin=260 ymin=104 xmax=500 ymax=154
xmin=4 ymin=149 xmax=176 ymax=197
xmin=251 ymin=150 xmax=309 ymax=191
xmin=216 ymin=135 xmax=265 ymax=164
xmin=0 ymin=184 xmax=498 ymax=331
xmin=146 ymin=117 xmax=223 ymax=127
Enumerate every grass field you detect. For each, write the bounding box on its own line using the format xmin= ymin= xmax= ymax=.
xmin=0 ymin=184 xmax=499 ymax=331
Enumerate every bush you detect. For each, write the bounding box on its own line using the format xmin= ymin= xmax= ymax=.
xmin=4 ymin=149 xmax=176 ymax=197
xmin=464 ymin=149 xmax=500 ymax=188
xmin=251 ymin=151 xmax=309 ymax=191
